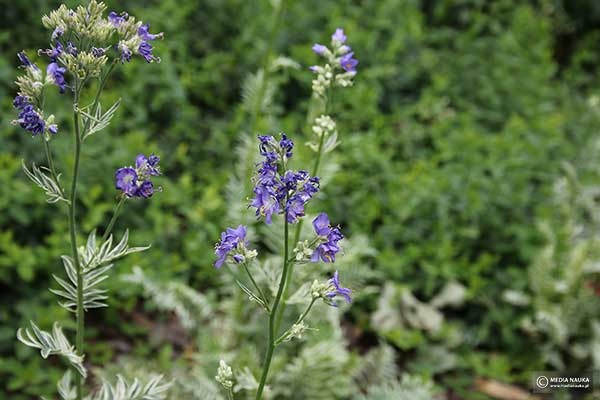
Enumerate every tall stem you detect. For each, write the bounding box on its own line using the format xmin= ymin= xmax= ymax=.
xmin=83 ymin=61 xmax=116 ymax=136
xmin=255 ymin=218 xmax=289 ymax=400
xmin=69 ymin=83 xmax=84 ymax=400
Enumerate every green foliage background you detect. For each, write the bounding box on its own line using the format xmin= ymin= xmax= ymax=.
xmin=2 ymin=0 xmax=600 ymax=398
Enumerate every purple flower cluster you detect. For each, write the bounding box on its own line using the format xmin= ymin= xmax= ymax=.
xmin=40 ymin=42 xmax=67 ymax=93
xmin=327 ymin=271 xmax=352 ymax=306
xmin=115 ymin=153 xmax=161 ymax=198
xmin=250 ymin=134 xmax=320 ymax=224
xmin=312 ymin=213 xmax=343 ymax=263
xmin=13 ymin=95 xmax=57 ymax=136
xmin=109 ymin=11 xmax=163 ymax=63
xmin=214 ymin=225 xmax=248 ymax=268
xmin=311 ymin=28 xmax=358 ymax=73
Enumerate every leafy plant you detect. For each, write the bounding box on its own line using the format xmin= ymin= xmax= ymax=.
xmin=12 ymin=2 xmax=169 ymax=399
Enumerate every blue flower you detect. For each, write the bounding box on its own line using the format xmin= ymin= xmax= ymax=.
xmin=40 ymin=42 xmax=67 ymax=93
xmin=47 ymin=62 xmax=67 ymax=93
xmin=312 ymin=44 xmax=327 ymax=55
xmin=136 ymin=153 xmax=161 ymax=176
xmin=119 ymin=43 xmax=132 ymax=63
xmin=137 ymin=24 xmax=163 ymax=63
xmin=136 ymin=180 xmax=154 ymax=198
xmin=279 ymin=133 xmax=294 ymax=159
xmin=214 ymin=225 xmax=248 ymax=268
xmin=284 ymin=174 xmax=319 ymax=223
xmin=312 ymin=213 xmax=331 ymax=236
xmin=41 ymin=41 xmax=63 ymax=60
xmin=311 ymin=213 xmax=343 ymax=263
xmin=250 ymin=185 xmax=280 ymax=224
xmin=138 ymin=41 xmax=156 ymax=62
xmin=115 ymin=167 xmax=138 ymax=197
xmin=340 ymin=52 xmax=358 ymax=72
xmin=51 ymin=27 xmax=64 ymax=40
xmin=13 ymin=95 xmax=29 ymax=109
xmin=13 ymin=97 xmax=47 ymax=136
xmin=17 ymin=51 xmax=38 ymax=70
xmin=332 ymin=28 xmax=347 ymax=44
xmin=326 ymin=271 xmax=352 ymax=305
xmin=108 ymin=11 xmax=128 ymax=26
xmin=115 ymin=153 xmax=162 ymax=198
xmin=138 ymin=24 xmax=163 ymax=41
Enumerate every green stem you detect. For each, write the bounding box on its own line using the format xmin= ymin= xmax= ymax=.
xmin=82 ymin=61 xmax=116 ymax=137
xmin=275 ymin=298 xmax=316 ymax=346
xmin=70 ymin=61 xmax=115 ymax=400
xmin=255 ymin=218 xmax=289 ymax=400
xmin=101 ymin=196 xmax=126 ymax=243
xmin=69 ymin=83 xmax=84 ymax=400
xmin=79 ymin=196 xmax=126 ymax=272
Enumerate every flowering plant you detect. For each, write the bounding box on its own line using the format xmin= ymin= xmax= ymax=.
xmin=213 ymin=27 xmax=358 ymax=400
xmin=13 ymin=2 xmax=168 ymax=399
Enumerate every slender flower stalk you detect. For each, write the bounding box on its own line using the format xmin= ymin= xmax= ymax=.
xmin=255 ymin=216 xmax=290 ymax=400
xmin=214 ymin=133 xmax=351 ymax=400
xmin=69 ymin=82 xmax=84 ymax=398
xmin=274 ymin=27 xmax=357 ymax=334
xmin=212 ymin=28 xmax=358 ymax=400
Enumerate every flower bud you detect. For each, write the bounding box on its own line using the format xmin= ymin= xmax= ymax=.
xmin=215 ymin=360 xmax=234 ymax=389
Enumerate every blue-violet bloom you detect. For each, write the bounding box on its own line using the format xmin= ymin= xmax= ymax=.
xmin=108 ymin=11 xmax=128 ymax=26
xmin=311 ymin=213 xmax=343 ymax=263
xmin=327 ymin=271 xmax=352 ymax=305
xmin=17 ymin=51 xmax=38 ymax=70
xmin=115 ymin=153 xmax=161 ymax=198
xmin=13 ymin=97 xmax=46 ymax=136
xmin=47 ymin=62 xmax=67 ymax=93
xmin=137 ymin=24 xmax=163 ymax=63
xmin=340 ymin=52 xmax=358 ymax=72
xmin=332 ymin=28 xmax=347 ymax=44
xmin=214 ymin=225 xmax=248 ymax=268
xmin=312 ymin=44 xmax=327 ymax=55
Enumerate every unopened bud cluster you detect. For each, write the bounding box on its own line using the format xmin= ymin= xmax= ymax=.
xmin=215 ymin=360 xmax=234 ymax=390
xmin=293 ymin=240 xmax=314 ymax=262
xmin=312 ymin=115 xmax=336 ymax=138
